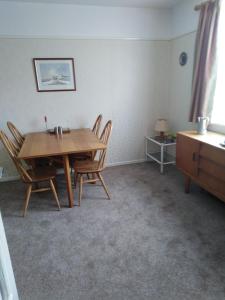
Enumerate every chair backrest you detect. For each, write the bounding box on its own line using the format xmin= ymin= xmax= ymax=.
xmin=0 ymin=130 xmax=32 ymax=182
xmin=98 ymin=120 xmax=112 ymax=170
xmin=7 ymin=121 xmax=24 ymax=148
xmin=92 ymin=114 xmax=102 ymax=137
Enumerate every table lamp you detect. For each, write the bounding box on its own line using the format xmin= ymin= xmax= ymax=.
xmin=155 ymin=119 xmax=169 ymax=139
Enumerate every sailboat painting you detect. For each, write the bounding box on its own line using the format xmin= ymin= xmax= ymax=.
xmin=33 ymin=58 xmax=76 ymax=92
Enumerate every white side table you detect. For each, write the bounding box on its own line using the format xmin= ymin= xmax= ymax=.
xmin=145 ymin=136 xmax=176 ymax=174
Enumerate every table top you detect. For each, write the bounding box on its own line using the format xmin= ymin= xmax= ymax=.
xmin=18 ymin=128 xmax=106 ymax=159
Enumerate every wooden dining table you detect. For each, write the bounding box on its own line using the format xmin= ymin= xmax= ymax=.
xmin=18 ymin=128 xmax=106 ymax=208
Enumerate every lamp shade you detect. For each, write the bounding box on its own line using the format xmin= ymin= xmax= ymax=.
xmin=155 ymin=119 xmax=169 ymax=132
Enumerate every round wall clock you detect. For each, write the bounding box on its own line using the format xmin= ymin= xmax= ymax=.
xmin=179 ymin=52 xmax=188 ymax=66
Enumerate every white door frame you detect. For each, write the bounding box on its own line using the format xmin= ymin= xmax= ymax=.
xmin=0 ymin=212 xmax=19 ymax=300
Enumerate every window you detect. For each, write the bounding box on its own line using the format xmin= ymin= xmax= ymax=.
xmin=210 ymin=1 xmax=225 ymax=130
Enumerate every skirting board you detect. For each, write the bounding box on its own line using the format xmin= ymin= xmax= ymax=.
xmin=107 ymin=159 xmax=146 ymax=167
xmin=0 ymin=158 xmax=146 ymax=183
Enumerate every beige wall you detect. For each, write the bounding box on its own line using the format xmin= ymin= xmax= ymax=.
xmin=0 ymin=1 xmax=171 ymax=40
xmin=0 ymin=38 xmax=171 ymax=180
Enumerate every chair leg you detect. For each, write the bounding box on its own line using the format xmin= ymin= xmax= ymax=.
xmin=23 ymin=184 xmax=32 ymax=217
xmin=53 ymin=178 xmax=58 ymax=191
xmin=78 ymin=174 xmax=83 ymax=207
xmin=74 ymin=171 xmax=78 ymax=189
xmin=50 ymin=179 xmax=61 ymax=210
xmin=90 ymin=173 xmax=96 ymax=184
xmin=97 ymin=172 xmax=110 ymax=199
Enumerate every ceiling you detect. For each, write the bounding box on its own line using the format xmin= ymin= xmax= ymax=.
xmin=0 ymin=0 xmax=184 ymax=8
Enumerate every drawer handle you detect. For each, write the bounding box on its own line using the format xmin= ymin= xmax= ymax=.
xmin=192 ymin=152 xmax=199 ymax=161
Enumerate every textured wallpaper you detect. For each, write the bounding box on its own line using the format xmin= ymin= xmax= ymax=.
xmin=0 ymin=38 xmax=171 ymax=180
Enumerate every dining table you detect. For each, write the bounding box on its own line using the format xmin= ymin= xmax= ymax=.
xmin=18 ymin=128 xmax=106 ymax=208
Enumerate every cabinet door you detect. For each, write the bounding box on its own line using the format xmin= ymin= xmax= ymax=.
xmin=176 ymin=134 xmax=200 ymax=177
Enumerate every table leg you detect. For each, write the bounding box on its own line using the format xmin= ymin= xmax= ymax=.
xmin=63 ymin=155 xmax=74 ymax=208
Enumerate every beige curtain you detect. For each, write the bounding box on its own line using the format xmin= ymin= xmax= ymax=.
xmin=189 ymin=0 xmax=220 ymax=122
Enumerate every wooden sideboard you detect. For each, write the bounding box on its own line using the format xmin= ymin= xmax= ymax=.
xmin=176 ymin=131 xmax=225 ymax=203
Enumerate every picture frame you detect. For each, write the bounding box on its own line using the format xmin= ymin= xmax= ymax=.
xmin=33 ymin=58 xmax=76 ymax=92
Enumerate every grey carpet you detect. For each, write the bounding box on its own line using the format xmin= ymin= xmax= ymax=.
xmin=1 ymin=163 xmax=225 ymax=300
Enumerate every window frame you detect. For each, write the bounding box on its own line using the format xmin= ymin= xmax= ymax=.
xmin=208 ymin=123 xmax=225 ymax=134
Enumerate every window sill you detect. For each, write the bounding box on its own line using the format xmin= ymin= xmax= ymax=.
xmin=208 ymin=123 xmax=225 ymax=135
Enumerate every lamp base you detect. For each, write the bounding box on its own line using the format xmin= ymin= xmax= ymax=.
xmin=160 ymin=131 xmax=165 ymax=138
xmin=155 ymin=132 xmax=167 ymax=142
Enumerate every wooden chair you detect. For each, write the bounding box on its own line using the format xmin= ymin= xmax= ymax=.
xmin=92 ymin=114 xmax=102 ymax=137
xmin=73 ymin=120 xmax=112 ymax=206
xmin=7 ymin=121 xmax=51 ymax=168
xmin=7 ymin=121 xmax=25 ymax=148
xmin=90 ymin=114 xmax=103 ymax=160
xmin=70 ymin=114 xmax=103 ymax=162
xmin=0 ymin=130 xmax=61 ymax=217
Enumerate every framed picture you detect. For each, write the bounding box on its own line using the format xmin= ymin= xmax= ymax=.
xmin=33 ymin=58 xmax=76 ymax=92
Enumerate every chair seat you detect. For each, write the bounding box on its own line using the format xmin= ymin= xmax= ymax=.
xmin=27 ymin=166 xmax=57 ymax=182
xmin=70 ymin=152 xmax=92 ymax=167
xmin=74 ymin=159 xmax=100 ymax=173
xmin=70 ymin=152 xmax=92 ymax=161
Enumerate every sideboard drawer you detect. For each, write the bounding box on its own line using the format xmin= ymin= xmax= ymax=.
xmin=199 ymin=157 xmax=225 ymax=183
xmin=198 ymin=170 xmax=225 ymax=195
xmin=200 ymin=144 xmax=225 ymax=168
